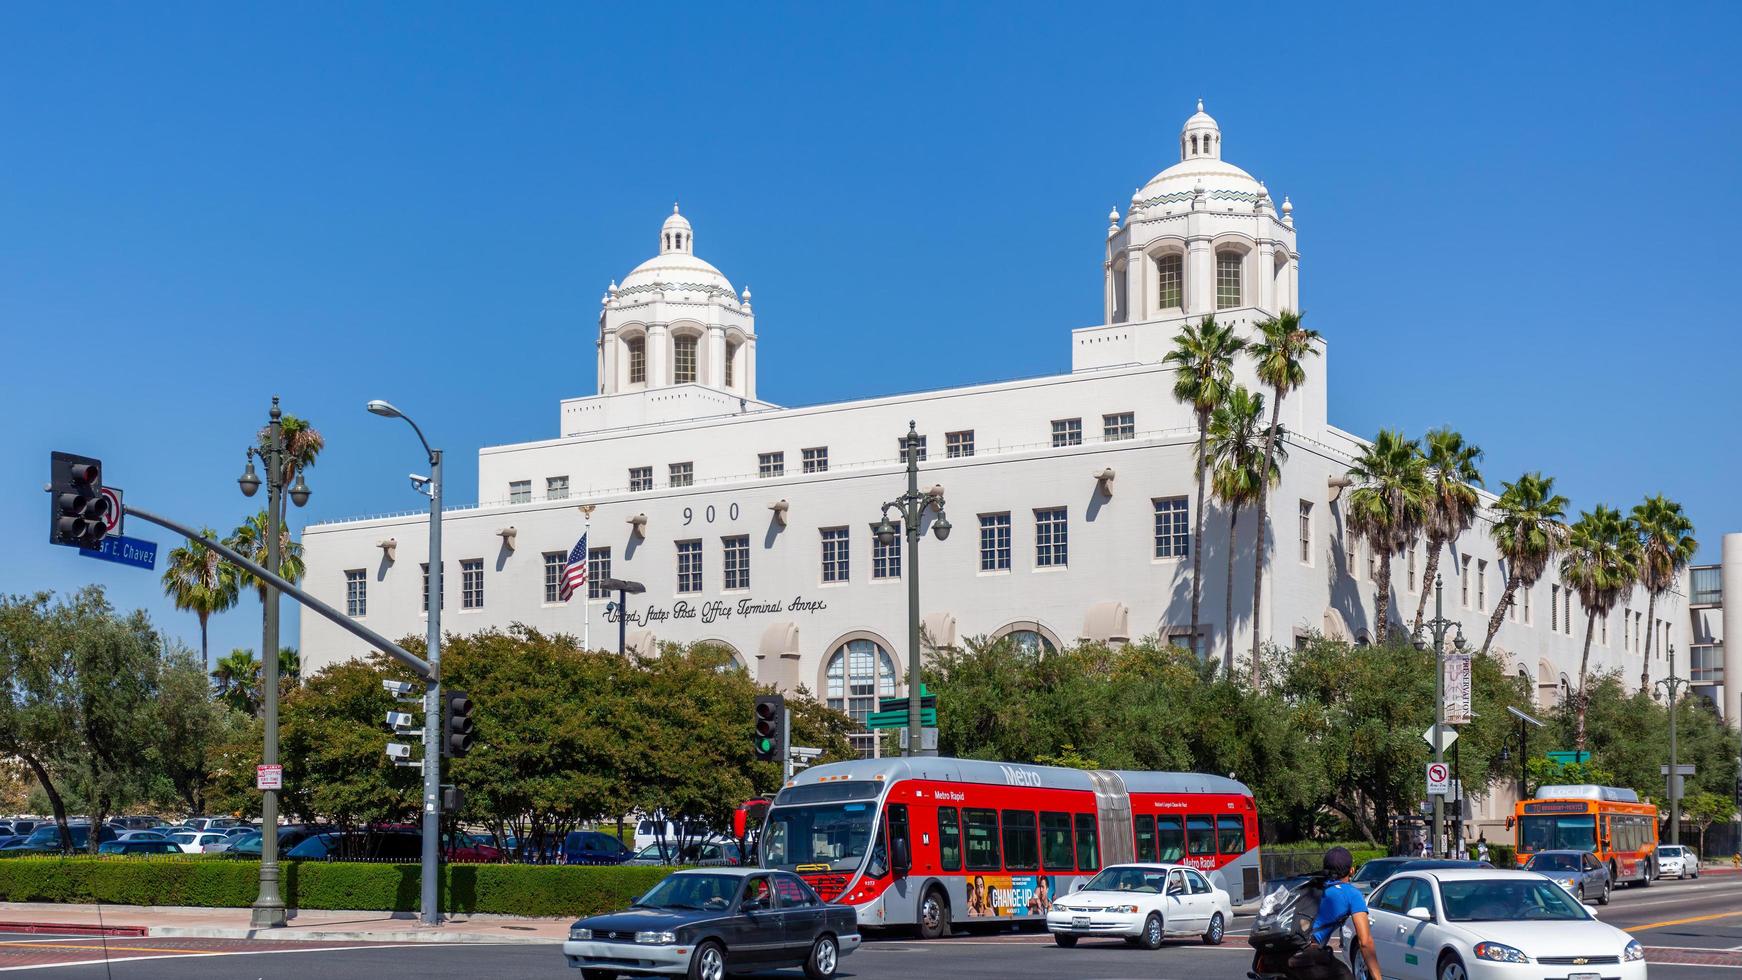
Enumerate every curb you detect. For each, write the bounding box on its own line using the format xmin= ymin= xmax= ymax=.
xmin=0 ymin=920 xmax=149 ymax=938
xmin=146 ymin=925 xmax=559 ymax=945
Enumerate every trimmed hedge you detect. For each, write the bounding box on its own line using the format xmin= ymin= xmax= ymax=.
xmin=0 ymin=857 xmax=671 ymax=918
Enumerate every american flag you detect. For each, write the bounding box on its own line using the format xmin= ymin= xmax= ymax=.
xmin=557 ymin=531 xmax=588 ymax=602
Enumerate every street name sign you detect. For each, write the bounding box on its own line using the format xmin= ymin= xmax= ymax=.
xmin=79 ymin=534 xmax=157 ymax=570
xmin=1426 ymin=762 xmax=1451 ymax=796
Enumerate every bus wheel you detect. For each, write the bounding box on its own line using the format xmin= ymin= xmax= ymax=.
xmin=917 ymin=888 xmax=951 ymax=940
xmin=1639 ymin=860 xmax=1654 ymax=887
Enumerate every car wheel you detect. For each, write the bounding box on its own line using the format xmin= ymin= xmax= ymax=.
xmin=917 ymin=888 xmax=951 ymax=940
xmin=688 ymin=941 xmax=726 ymax=980
xmin=1597 ymin=878 xmax=1610 ymax=905
xmin=1138 ymin=912 xmax=1164 ymax=950
xmin=803 ymin=934 xmax=838 ymax=980
xmin=1053 ymin=933 xmax=1077 ymax=947
xmin=1438 ymin=951 xmax=1469 ymax=980
xmin=1202 ymin=911 xmax=1225 ymax=946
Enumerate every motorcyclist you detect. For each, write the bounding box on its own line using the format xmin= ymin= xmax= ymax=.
xmin=1300 ymin=846 xmax=1384 ymax=979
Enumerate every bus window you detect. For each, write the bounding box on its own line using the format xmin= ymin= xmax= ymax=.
xmin=1187 ymin=815 xmax=1215 ymax=856
xmin=938 ymin=807 xmax=961 ymax=871
xmin=1075 ymin=814 xmax=1099 ymax=872
xmin=964 ymin=808 xmax=1000 ymax=871
xmin=1002 ymin=810 xmax=1038 ymax=871
xmin=1040 ymin=812 xmax=1074 ymax=871
xmin=887 ymin=804 xmax=911 ymax=872
xmin=1155 ymin=816 xmax=1184 ymax=861
xmin=1133 ymin=814 xmax=1157 ymax=863
xmin=1217 ymin=815 xmax=1246 ymax=855
xmin=1519 ymin=813 xmax=1595 ymax=853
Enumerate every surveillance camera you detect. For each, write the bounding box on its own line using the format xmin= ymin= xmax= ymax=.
xmin=385 ymin=710 xmax=415 ymax=729
xmin=382 ymin=679 xmax=415 ymax=696
xmin=385 ymin=743 xmax=413 ymax=760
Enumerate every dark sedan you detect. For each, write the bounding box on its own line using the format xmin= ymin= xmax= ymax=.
xmin=563 ymin=868 xmax=859 ymax=980
xmin=1524 ymin=848 xmax=1612 ymax=905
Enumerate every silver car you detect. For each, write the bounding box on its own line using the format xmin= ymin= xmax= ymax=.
xmin=1522 ymin=849 xmax=1611 ymax=904
xmin=1656 ymin=843 xmax=1701 ymax=879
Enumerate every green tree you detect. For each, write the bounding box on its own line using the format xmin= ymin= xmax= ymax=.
xmin=1560 ymin=507 xmax=1641 ymax=750
xmin=1680 ymin=791 xmax=1733 ymax=857
xmin=156 ymin=644 xmax=250 ymax=815
xmin=1345 ymin=430 xmax=1429 ymax=645
xmin=262 ymin=413 xmax=326 ymax=484
xmin=1481 ymin=473 xmax=1569 ymax=655
xmin=1411 ymin=429 xmax=1484 ymax=633
xmin=1246 ymin=311 xmax=1321 ymax=680
xmin=277 ymin=657 xmax=419 ymax=832
xmin=1630 ymin=495 xmax=1697 ymax=689
xmin=1205 ymin=385 xmax=1283 ymax=670
xmin=1165 ymin=315 xmax=1245 ymax=660
xmin=211 ymin=648 xmax=261 ymax=715
xmin=159 ymin=529 xmax=239 ymax=669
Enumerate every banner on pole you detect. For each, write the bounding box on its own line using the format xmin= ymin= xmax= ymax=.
xmin=1443 ymin=653 xmax=1472 ymax=725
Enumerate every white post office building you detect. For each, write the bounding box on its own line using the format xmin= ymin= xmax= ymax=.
xmin=301 ymin=104 xmax=1689 ymax=758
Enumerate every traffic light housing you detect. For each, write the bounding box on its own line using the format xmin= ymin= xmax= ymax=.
xmin=49 ymin=451 xmax=109 ymax=549
xmin=443 ymin=689 xmax=474 ymax=757
xmin=753 ymin=694 xmax=785 ymax=763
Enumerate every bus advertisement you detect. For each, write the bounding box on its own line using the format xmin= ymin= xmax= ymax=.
xmin=757 ymin=756 xmax=1259 ymax=936
xmin=1512 ymin=783 xmax=1659 ymax=884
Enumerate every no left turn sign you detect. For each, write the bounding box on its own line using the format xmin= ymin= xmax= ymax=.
xmin=1426 ymin=762 xmax=1451 ymax=796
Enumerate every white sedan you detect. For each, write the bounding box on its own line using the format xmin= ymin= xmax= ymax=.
xmin=168 ymin=831 xmax=229 ymax=854
xmin=1350 ymin=868 xmax=1645 ymax=980
xmin=1655 ymin=844 xmax=1700 ymax=879
xmin=1046 ymin=863 xmax=1231 ymax=949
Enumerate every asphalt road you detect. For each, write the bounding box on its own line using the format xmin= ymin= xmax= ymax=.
xmin=5 ymin=873 xmax=1739 ymax=979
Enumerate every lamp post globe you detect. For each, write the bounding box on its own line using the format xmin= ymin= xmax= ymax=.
xmin=238 ymin=456 xmax=261 ymax=497
xmin=932 ymin=514 xmax=952 ymax=541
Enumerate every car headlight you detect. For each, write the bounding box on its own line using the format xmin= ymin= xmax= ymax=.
xmin=635 ymin=931 xmax=676 ymax=945
xmin=568 ymin=927 xmax=592 ymax=941
xmin=1623 ymin=940 xmax=1644 ymax=962
xmin=1473 ymin=941 xmax=1530 ymax=964
xmin=1558 ymin=878 xmax=1576 ymax=889
xmin=1110 ymin=904 xmax=1139 ymax=914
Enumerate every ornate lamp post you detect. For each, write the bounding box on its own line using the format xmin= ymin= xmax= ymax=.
xmin=1656 ymin=644 xmax=1688 ymax=845
xmin=1414 ymin=575 xmax=1468 ymax=858
xmin=874 ymin=421 xmax=950 ymax=756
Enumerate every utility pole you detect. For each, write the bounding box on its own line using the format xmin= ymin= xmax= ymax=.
xmin=1415 ymin=576 xmax=1467 ymax=859
xmin=1657 ymin=645 xmax=1688 ymax=846
xmin=874 ymin=422 xmax=952 ymax=757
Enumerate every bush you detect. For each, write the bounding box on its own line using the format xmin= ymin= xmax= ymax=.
xmin=0 ymin=856 xmax=671 ymax=917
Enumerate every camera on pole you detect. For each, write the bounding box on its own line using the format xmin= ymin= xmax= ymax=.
xmin=753 ymin=694 xmax=785 ymax=762
xmin=443 ymin=689 xmax=474 ymax=757
xmin=49 ymin=452 xmax=109 ymax=549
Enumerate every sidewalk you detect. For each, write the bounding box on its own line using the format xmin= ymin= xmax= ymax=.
xmin=0 ymin=902 xmax=569 ymax=944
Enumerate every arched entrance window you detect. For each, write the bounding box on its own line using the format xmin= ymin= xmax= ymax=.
xmin=1008 ymin=630 xmax=1057 ymax=658
xmin=826 ymin=637 xmax=897 ymax=757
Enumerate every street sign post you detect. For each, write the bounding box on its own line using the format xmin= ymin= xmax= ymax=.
xmin=256 ymin=764 xmax=283 ymax=790
xmin=79 ymin=534 xmax=157 ymax=570
xmin=1426 ymin=761 xmax=1451 ymax=797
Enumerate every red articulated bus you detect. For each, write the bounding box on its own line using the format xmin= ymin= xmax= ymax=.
xmin=757 ymin=756 xmax=1260 ymax=937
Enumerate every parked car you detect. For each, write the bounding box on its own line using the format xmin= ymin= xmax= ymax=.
xmin=109 ymin=815 xmax=165 ymax=831
xmin=11 ymin=824 xmax=118 ymax=853
xmin=1047 ymin=863 xmax=1232 ymax=949
xmin=180 ymin=817 xmax=240 ymax=832
xmin=224 ymin=825 xmax=332 ymax=858
xmin=1349 ymin=857 xmax=1416 ymax=895
xmin=1656 ymin=843 xmax=1701 ymax=879
xmin=632 ymin=819 xmax=717 ymax=853
xmin=563 ymin=868 xmax=859 ymax=980
xmin=113 ymin=830 xmax=171 ymax=842
xmin=4 ymin=820 xmax=41 ymax=837
xmin=168 ymin=830 xmax=230 ymax=854
xmin=447 ymin=833 xmax=503 ymax=863
xmin=625 ymin=840 xmax=744 ymax=867
xmin=98 ymin=840 xmax=184 ymax=856
xmin=1523 ymin=849 xmax=1612 ymax=905
xmin=562 ymin=831 xmax=632 ymax=866
xmin=286 ymin=830 xmax=421 ymax=861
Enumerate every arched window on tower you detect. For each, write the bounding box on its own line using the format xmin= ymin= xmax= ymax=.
xmin=1216 ymin=251 xmax=1243 ymax=309
xmin=1191 ymin=135 xmax=1199 ymax=156
xmin=725 ymin=341 xmax=738 ymax=388
xmin=627 ymin=336 xmax=646 ymax=385
xmin=674 ymin=336 xmax=698 ymax=384
xmin=1156 ymin=254 xmax=1183 ymax=311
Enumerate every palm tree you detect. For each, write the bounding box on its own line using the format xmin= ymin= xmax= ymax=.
xmin=1246 ymin=311 xmax=1321 ymax=681
xmin=1164 ymin=315 xmax=1246 ymax=659
xmin=1411 ymin=428 xmax=1484 ymax=633
xmin=263 ymin=414 xmax=325 ymax=484
xmin=1345 ymin=430 xmax=1430 ymax=645
xmin=1480 ymin=473 xmax=1570 ymax=655
xmin=1630 ymin=495 xmax=1697 ymax=689
xmin=278 ymin=647 xmax=302 ymax=687
xmin=159 ymin=529 xmax=240 ymax=668
xmin=225 ymin=510 xmax=306 ymax=603
xmin=1561 ymin=505 xmax=1641 ymax=750
xmin=1205 ymin=386 xmax=1284 ymax=673
xmin=211 ymin=648 xmax=261 ymax=715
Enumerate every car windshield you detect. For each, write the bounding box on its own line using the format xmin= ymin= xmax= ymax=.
xmin=1525 ymin=854 xmax=1581 ymax=872
xmin=1082 ymin=867 xmax=1168 ymax=893
xmin=635 ymin=874 xmax=740 ymax=911
xmin=1441 ymin=878 xmax=1591 ymax=922
xmin=760 ymin=803 xmax=876 ymax=872
xmin=1655 ymin=846 xmax=1680 ymax=857
xmin=1519 ymin=815 xmax=1596 ymax=853
xmin=636 ymin=844 xmax=671 ymax=860
xmin=1353 ymin=859 xmax=1408 ymax=883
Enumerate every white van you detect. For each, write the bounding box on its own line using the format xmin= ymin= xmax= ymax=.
xmin=632 ymin=819 xmax=716 ymax=853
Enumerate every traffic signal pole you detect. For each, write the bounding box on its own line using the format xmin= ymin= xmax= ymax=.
xmin=421 ymin=448 xmax=442 ymax=925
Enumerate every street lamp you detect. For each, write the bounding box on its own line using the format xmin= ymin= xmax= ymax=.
xmin=1414 ymin=575 xmax=1468 ymax=858
xmin=876 ymin=421 xmax=950 ymax=757
xmin=598 ymin=577 xmax=647 ymax=655
xmin=1656 ymin=644 xmax=1688 ymax=845
xmin=239 ymin=397 xmax=311 ymax=929
xmin=366 ymin=398 xmax=443 ymax=926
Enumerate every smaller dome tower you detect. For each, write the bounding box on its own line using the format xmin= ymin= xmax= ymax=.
xmin=1180 ymin=99 xmax=1221 ymax=160
xmin=661 ymin=204 xmax=693 ymax=255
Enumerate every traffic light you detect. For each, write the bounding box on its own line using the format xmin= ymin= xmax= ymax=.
xmin=49 ymin=452 xmax=109 ymax=549
xmin=753 ymin=694 xmax=785 ymax=762
xmin=443 ymin=689 xmax=474 ymax=757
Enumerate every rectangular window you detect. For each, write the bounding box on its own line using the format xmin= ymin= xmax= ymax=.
xmin=1298 ymin=500 xmax=1313 ymax=564
xmin=1623 ymin=607 xmax=1632 ymax=649
xmin=979 ymin=513 xmax=1012 ymax=572
xmin=963 ymin=808 xmax=1000 ymax=871
xmin=872 ymin=521 xmax=901 ymax=580
xmin=587 ymin=547 xmax=611 ymax=600
xmin=546 ymin=475 xmax=569 ymax=500
xmin=821 ymin=527 xmax=850 ymax=583
xmin=1601 ymin=611 xmax=1608 ymax=646
xmin=1692 ymin=566 xmax=1723 ymax=605
xmin=1634 ymin=611 xmax=1642 ymax=647
xmin=1153 ymin=497 xmax=1190 ymax=559
xmin=421 ymin=562 xmax=442 ymax=613
xmin=1565 ymin=590 xmax=1574 ymax=635
xmin=1186 ymin=815 xmax=1216 ymax=856
xmin=676 ymin=539 xmax=703 ymax=594
xmin=673 ymin=336 xmax=697 ymax=384
xmin=722 ymin=535 xmax=750 ymax=590
xmin=1346 ymin=534 xmax=1360 ymax=579
xmin=1408 ymin=546 xmax=1418 ymax=593
xmin=1041 ymin=812 xmax=1075 ymax=871
xmin=543 ymin=551 xmax=566 ymax=603
xmin=1035 ymin=507 xmax=1068 ymax=568
xmin=899 ymin=434 xmax=927 ymax=463
xmin=1133 ymin=814 xmax=1157 ymax=863
xmin=345 ymin=569 xmax=366 ymax=617
xmin=461 ymin=559 xmax=484 ymax=609
xmin=629 ymin=466 xmax=653 ymax=492
xmin=1461 ymin=555 xmax=1472 ymax=607
xmin=758 ymin=452 xmax=784 ymax=479
xmin=628 ymin=337 xmax=646 ymax=384
xmin=1216 ymin=251 xmax=1242 ymax=309
xmin=1369 ymin=548 xmax=1379 ymax=581
xmin=1156 ymin=254 xmax=1183 ymax=310
xmin=1051 ymin=418 xmax=1082 ymax=447
xmin=1551 ymin=585 xmax=1560 ymax=632
xmin=1000 ymin=810 xmax=1038 ymax=871
xmin=1074 ymin=813 xmax=1100 ymax=872
xmin=1217 ymin=815 xmax=1247 ymax=855
xmin=802 ymin=447 xmax=828 ymax=474
xmin=1102 ymin=411 xmax=1135 ymax=441
xmin=1477 ymin=559 xmax=1488 ymax=611
xmin=1523 ymin=584 xmax=1532 ymax=625
xmin=508 ymin=480 xmax=531 ymax=504
xmin=946 ymin=430 xmax=975 ymax=458
xmin=1155 ymin=816 xmax=1184 ymax=861
xmin=668 ymin=462 xmax=693 ymax=487
xmin=937 ymin=807 xmax=961 ymax=872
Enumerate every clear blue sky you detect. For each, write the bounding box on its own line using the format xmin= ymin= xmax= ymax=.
xmin=3 ymin=3 xmax=1738 ymax=665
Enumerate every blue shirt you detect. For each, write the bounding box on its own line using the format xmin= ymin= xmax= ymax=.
xmin=1311 ymin=881 xmax=1367 ymax=945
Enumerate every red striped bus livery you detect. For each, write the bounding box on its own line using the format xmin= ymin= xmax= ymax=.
xmin=757 ymin=756 xmax=1260 ymax=936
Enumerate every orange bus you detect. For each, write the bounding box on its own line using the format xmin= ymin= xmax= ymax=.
xmin=1512 ymin=784 xmax=1659 ymax=884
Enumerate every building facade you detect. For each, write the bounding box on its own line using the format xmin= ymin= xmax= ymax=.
xmin=300 ymin=104 xmax=1691 ymax=756
xmin=1685 ymin=532 xmax=1742 ymax=722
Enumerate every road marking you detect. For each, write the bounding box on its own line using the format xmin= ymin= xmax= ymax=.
xmin=0 ymin=942 xmax=468 ymax=973
xmin=0 ymin=942 xmax=220 ymax=955
xmin=1628 ymin=910 xmax=1742 ymax=932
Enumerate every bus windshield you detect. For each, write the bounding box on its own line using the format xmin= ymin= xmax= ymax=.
xmin=761 ymin=802 xmax=877 ymax=873
xmin=1519 ymin=814 xmax=1595 ymax=853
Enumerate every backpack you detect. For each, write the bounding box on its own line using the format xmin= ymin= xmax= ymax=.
xmin=1248 ymin=874 xmax=1327 ymax=954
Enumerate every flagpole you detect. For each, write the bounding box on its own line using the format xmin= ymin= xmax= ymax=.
xmin=580 ymin=504 xmax=596 ymax=651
